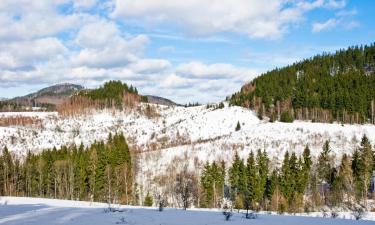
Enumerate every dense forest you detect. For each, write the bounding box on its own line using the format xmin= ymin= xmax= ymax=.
xmin=199 ymin=135 xmax=375 ymax=213
xmin=0 ymin=133 xmax=134 ymax=205
xmin=1 ymin=133 xmax=374 ymax=213
xmin=230 ymin=44 xmax=375 ymax=124
xmin=79 ymin=80 xmax=146 ymax=106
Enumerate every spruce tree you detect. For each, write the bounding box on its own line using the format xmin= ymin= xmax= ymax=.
xmin=235 ymin=121 xmax=241 ymax=131
xmin=317 ymin=141 xmax=332 ymax=204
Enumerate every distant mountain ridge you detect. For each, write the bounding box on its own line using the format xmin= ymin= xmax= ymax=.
xmin=10 ymin=83 xmax=84 ymax=107
xmin=1 ymin=82 xmax=178 ymax=111
xmin=146 ymin=95 xmax=177 ymax=106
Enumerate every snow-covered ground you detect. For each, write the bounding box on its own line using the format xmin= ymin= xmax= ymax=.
xmin=1 ymin=103 xmax=375 ymax=199
xmin=0 ymin=197 xmax=374 ymax=225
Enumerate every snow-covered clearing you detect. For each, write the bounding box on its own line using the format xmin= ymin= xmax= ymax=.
xmin=1 ymin=103 xmax=375 ymax=199
xmin=0 ymin=197 xmax=374 ymax=225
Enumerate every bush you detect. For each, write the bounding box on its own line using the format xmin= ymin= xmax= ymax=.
xmin=280 ymin=111 xmax=293 ymax=123
xmin=144 ymin=192 xmax=153 ymax=207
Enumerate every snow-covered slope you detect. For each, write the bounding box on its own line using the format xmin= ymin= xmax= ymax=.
xmin=0 ymin=197 xmax=374 ymax=224
xmin=1 ymin=103 xmax=375 ymax=198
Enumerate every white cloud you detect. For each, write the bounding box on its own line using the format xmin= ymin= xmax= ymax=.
xmin=0 ymin=0 xmax=357 ymax=103
xmin=324 ymin=0 xmax=346 ymax=9
xmin=111 ymin=0 xmax=319 ymax=39
xmin=128 ymin=59 xmax=171 ymax=74
xmin=312 ymin=18 xmax=338 ymax=32
xmin=0 ymin=0 xmax=79 ymax=41
xmin=312 ymin=5 xmax=359 ymax=33
xmin=177 ymin=61 xmax=256 ymax=81
xmin=75 ymin=20 xmax=120 ymax=49
xmin=336 ymin=8 xmax=357 ymax=17
xmin=0 ymin=38 xmax=67 ymax=69
xmin=73 ymin=0 xmax=97 ymax=9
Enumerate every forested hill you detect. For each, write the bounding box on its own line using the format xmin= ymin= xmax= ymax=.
xmin=230 ymin=43 xmax=375 ymax=124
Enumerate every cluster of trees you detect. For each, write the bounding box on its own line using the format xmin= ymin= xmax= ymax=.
xmin=0 ymin=133 xmax=134 ymax=205
xmin=230 ymin=44 xmax=375 ymax=124
xmin=1 ymin=132 xmax=374 ymax=212
xmin=58 ymin=81 xmax=147 ymax=116
xmin=200 ymin=135 xmax=374 ymax=213
xmin=200 ymin=161 xmax=226 ymax=208
xmin=184 ymin=102 xmax=201 ymax=107
xmin=80 ymin=80 xmax=140 ymax=105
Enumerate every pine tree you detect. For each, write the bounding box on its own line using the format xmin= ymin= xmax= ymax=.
xmin=353 ymin=135 xmax=374 ymax=204
xmin=245 ymin=151 xmax=257 ymax=209
xmin=317 ymin=141 xmax=332 ymax=204
xmin=229 ymin=152 xmax=241 ymax=200
xmin=280 ymin=151 xmax=291 ymax=202
xmin=338 ymin=154 xmax=354 ymax=203
xmin=301 ymin=145 xmax=312 ymax=192
xmin=257 ymin=150 xmax=269 ymax=204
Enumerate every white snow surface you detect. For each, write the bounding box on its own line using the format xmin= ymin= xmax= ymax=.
xmin=1 ymin=103 xmax=375 ymax=199
xmin=0 ymin=197 xmax=374 ymax=224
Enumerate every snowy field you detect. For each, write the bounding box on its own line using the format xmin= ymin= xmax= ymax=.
xmin=0 ymin=197 xmax=374 ymax=225
xmin=1 ymin=103 xmax=375 ymax=198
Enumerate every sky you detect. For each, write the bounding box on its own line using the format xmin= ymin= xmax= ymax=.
xmin=0 ymin=0 xmax=374 ymax=104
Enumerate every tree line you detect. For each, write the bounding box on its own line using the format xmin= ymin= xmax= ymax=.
xmin=230 ymin=43 xmax=375 ymax=124
xmin=1 ymin=133 xmax=374 ymax=212
xmin=0 ymin=133 xmax=134 ymax=205
xmin=200 ymin=135 xmax=375 ymax=213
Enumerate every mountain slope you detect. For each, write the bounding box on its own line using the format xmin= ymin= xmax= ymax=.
xmin=1 ymin=83 xmax=84 ymax=111
xmin=1 ymin=103 xmax=374 ymax=198
xmin=230 ymin=44 xmax=375 ymax=124
xmin=146 ymin=95 xmax=177 ymax=106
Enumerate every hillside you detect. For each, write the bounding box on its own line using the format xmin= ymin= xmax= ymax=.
xmin=146 ymin=95 xmax=177 ymax=106
xmin=1 ymin=103 xmax=374 ymax=206
xmin=0 ymin=83 xmax=83 ymax=111
xmin=230 ymin=44 xmax=375 ymax=124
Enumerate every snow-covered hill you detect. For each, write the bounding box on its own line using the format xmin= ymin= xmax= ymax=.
xmin=0 ymin=197 xmax=374 ymax=224
xmin=1 ymin=103 xmax=375 ymax=199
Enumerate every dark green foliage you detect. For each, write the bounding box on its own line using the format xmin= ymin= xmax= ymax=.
xmin=280 ymin=111 xmax=293 ymax=123
xmin=0 ymin=133 xmax=133 ymax=204
xmin=352 ymin=135 xmax=374 ymax=200
xmin=212 ymin=136 xmax=373 ymax=212
xmin=235 ymin=121 xmax=241 ymax=131
xmin=317 ymin=141 xmax=332 ymax=184
xmin=230 ymin=43 xmax=375 ymax=124
xmin=80 ymin=80 xmax=143 ymax=106
xmin=201 ymin=161 xmax=225 ymax=208
xmin=184 ymin=102 xmax=200 ymax=107
xmin=144 ymin=192 xmax=153 ymax=206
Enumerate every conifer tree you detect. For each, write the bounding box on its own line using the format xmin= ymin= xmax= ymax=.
xmin=317 ymin=141 xmax=332 ymax=204
xmin=353 ymin=135 xmax=374 ymax=204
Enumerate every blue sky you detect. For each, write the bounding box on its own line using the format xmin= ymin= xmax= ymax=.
xmin=0 ymin=0 xmax=374 ymax=103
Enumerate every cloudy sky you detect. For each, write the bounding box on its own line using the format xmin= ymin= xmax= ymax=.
xmin=0 ymin=0 xmax=374 ymax=103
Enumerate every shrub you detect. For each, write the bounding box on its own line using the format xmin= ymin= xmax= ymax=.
xmin=280 ymin=111 xmax=293 ymax=123
xmin=144 ymin=192 xmax=153 ymax=207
